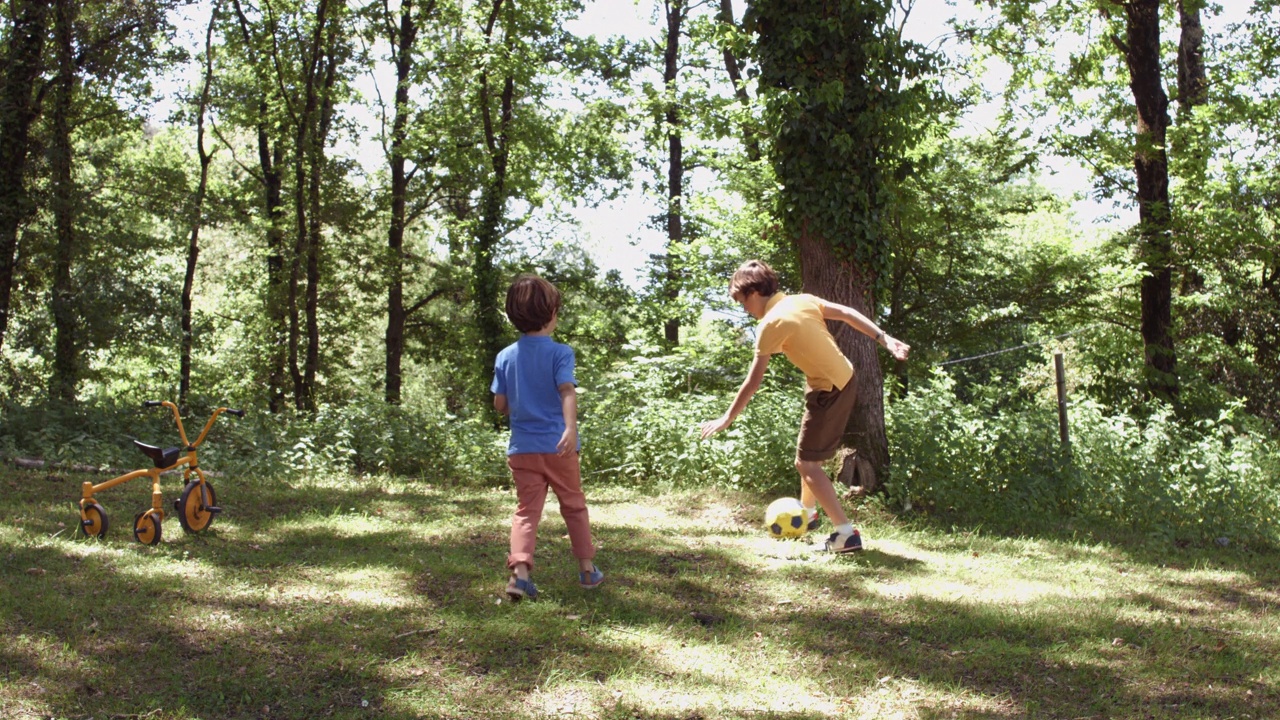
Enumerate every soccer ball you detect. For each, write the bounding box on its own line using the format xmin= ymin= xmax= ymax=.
xmin=764 ymin=497 xmax=808 ymax=539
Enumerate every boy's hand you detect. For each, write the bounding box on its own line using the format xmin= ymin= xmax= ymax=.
xmin=699 ymin=415 xmax=732 ymax=440
xmin=884 ymin=335 xmax=911 ymax=362
xmin=557 ymin=427 xmax=578 ymax=456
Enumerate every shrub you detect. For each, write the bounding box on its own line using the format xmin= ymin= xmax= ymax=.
xmin=0 ymin=394 xmax=508 ymax=487
xmin=886 ymin=369 xmax=1280 ymax=546
xmin=582 ymin=348 xmax=802 ymax=493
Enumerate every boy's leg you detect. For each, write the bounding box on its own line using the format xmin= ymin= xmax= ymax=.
xmin=797 ymin=458 xmax=849 ymax=525
xmin=508 ymin=454 xmax=551 ymax=572
xmin=544 ymin=452 xmax=596 ymax=570
xmin=795 ymin=380 xmax=860 ymax=527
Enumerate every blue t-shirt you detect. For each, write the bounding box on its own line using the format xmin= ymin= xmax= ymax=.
xmin=490 ymin=335 xmax=578 ymax=455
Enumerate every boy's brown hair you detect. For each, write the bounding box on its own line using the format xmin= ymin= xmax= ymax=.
xmin=730 ymin=259 xmax=779 ymax=299
xmin=505 ymin=274 xmax=562 ymax=333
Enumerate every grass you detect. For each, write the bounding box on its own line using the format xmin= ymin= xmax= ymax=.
xmin=1 ymin=466 xmax=1278 ymax=720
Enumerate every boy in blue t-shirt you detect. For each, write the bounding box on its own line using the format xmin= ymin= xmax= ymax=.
xmin=491 ymin=274 xmax=603 ymax=601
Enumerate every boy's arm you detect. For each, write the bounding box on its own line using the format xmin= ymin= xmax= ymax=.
xmin=819 ymin=301 xmax=911 ymax=361
xmin=556 ymin=382 xmax=578 ymax=456
xmin=493 ymin=393 xmax=509 ymax=415
xmin=699 ymin=354 xmax=769 ymax=439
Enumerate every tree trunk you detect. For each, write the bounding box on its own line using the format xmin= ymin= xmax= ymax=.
xmin=303 ymin=27 xmax=340 ymax=411
xmin=289 ymin=0 xmax=332 ymax=412
xmin=1123 ymin=0 xmax=1177 ymax=400
xmin=1176 ymin=0 xmax=1206 ymax=113
xmin=181 ymin=3 xmax=219 ymax=408
xmin=232 ymin=0 xmax=288 ymax=413
xmin=262 ymin=131 xmax=287 ymax=412
xmin=48 ymin=0 xmax=78 ymax=403
xmin=662 ymin=0 xmax=684 ymax=346
xmin=716 ymin=0 xmax=760 ymax=162
xmin=475 ymin=0 xmax=513 ymax=418
xmin=385 ymin=0 xmax=419 ymax=405
xmin=1176 ymin=0 xmax=1207 ymax=294
xmin=796 ymin=229 xmax=887 ymax=489
xmin=0 ymin=0 xmax=50 ymax=352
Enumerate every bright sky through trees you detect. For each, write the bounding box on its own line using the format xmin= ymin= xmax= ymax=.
xmin=155 ymin=0 xmax=1246 ymax=289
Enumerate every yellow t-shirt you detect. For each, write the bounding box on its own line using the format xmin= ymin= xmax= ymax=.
xmin=755 ymin=293 xmax=854 ymax=392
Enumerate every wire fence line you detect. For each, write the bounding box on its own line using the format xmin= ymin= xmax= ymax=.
xmin=934 ymin=327 xmax=1095 ymax=367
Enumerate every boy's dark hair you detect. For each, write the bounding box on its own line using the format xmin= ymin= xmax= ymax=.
xmin=730 ymin=260 xmax=779 ymax=298
xmin=505 ymin=274 xmax=562 ymax=333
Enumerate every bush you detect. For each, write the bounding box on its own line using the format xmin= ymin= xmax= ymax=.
xmin=0 ymin=394 xmax=508 ymax=486
xmin=886 ymin=369 xmax=1280 ymax=546
xmin=582 ymin=347 xmax=802 ymax=494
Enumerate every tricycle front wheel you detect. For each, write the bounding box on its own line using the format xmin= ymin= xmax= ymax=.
xmin=79 ymin=501 xmax=109 ymax=539
xmin=132 ymin=510 xmax=162 ymax=546
xmin=176 ymin=479 xmax=218 ymax=534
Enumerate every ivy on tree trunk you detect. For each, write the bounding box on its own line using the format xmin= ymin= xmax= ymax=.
xmin=749 ymin=0 xmax=936 ymax=481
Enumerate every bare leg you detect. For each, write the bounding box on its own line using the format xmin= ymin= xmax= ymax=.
xmin=796 ymin=458 xmax=849 ymax=526
xmin=799 ymin=480 xmax=817 ymax=510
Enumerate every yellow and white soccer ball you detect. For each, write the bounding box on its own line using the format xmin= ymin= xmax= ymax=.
xmin=764 ymin=497 xmax=809 ymax=539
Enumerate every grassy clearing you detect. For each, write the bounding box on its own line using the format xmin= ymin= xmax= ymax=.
xmin=1 ymin=466 xmax=1278 ymax=720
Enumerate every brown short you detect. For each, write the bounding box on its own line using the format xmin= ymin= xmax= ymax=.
xmin=796 ymin=377 xmax=858 ymax=462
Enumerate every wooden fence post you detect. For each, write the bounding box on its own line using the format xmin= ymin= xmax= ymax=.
xmin=1054 ymin=352 xmax=1069 ymax=447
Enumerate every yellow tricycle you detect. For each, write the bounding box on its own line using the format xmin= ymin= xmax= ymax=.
xmin=77 ymin=400 xmax=245 ymax=545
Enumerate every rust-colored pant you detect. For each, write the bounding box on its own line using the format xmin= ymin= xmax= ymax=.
xmin=507 ymin=452 xmax=596 ymax=571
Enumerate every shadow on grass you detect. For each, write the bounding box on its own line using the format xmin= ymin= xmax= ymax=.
xmin=2 ymin=469 xmax=1278 ymax=720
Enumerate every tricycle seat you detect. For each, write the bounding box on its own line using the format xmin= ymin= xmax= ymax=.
xmin=133 ymin=441 xmax=181 ymax=469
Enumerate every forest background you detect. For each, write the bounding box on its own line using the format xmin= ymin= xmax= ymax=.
xmin=1 ymin=0 xmax=1279 ymax=546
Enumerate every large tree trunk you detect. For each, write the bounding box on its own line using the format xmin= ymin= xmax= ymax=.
xmin=662 ymin=0 xmax=684 ymax=346
xmin=0 ymin=0 xmax=50 ymax=352
xmin=385 ymin=0 xmax=419 ymax=405
xmin=797 ymin=230 xmax=887 ymax=491
xmin=1123 ymin=0 xmax=1177 ymax=401
xmin=181 ymin=4 xmax=219 ymax=408
xmin=48 ymin=0 xmax=78 ymax=403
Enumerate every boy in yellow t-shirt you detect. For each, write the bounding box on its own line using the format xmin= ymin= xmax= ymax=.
xmin=699 ymin=259 xmax=910 ymax=552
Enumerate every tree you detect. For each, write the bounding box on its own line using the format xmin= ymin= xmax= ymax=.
xmin=748 ymin=0 xmax=942 ymax=483
xmin=378 ymin=0 xmax=431 ymax=405
xmin=180 ymin=2 xmax=221 ymax=407
xmin=961 ymin=0 xmax=1234 ymax=402
xmin=0 ymin=0 xmax=51 ymax=353
xmin=47 ymin=0 xmax=77 ymax=402
xmin=218 ymin=0 xmax=360 ymax=413
xmin=659 ymin=0 xmax=688 ymax=346
xmin=1122 ymin=0 xmax=1178 ymax=401
xmin=461 ymin=0 xmax=632 ymax=414
xmin=227 ymin=0 xmax=291 ymax=412
xmin=43 ymin=0 xmax=176 ymax=401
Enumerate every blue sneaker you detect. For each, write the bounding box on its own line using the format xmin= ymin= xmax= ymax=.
xmin=825 ymin=529 xmax=863 ymax=553
xmin=579 ymin=565 xmax=605 ymax=589
xmin=506 ymin=576 xmax=538 ymax=601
